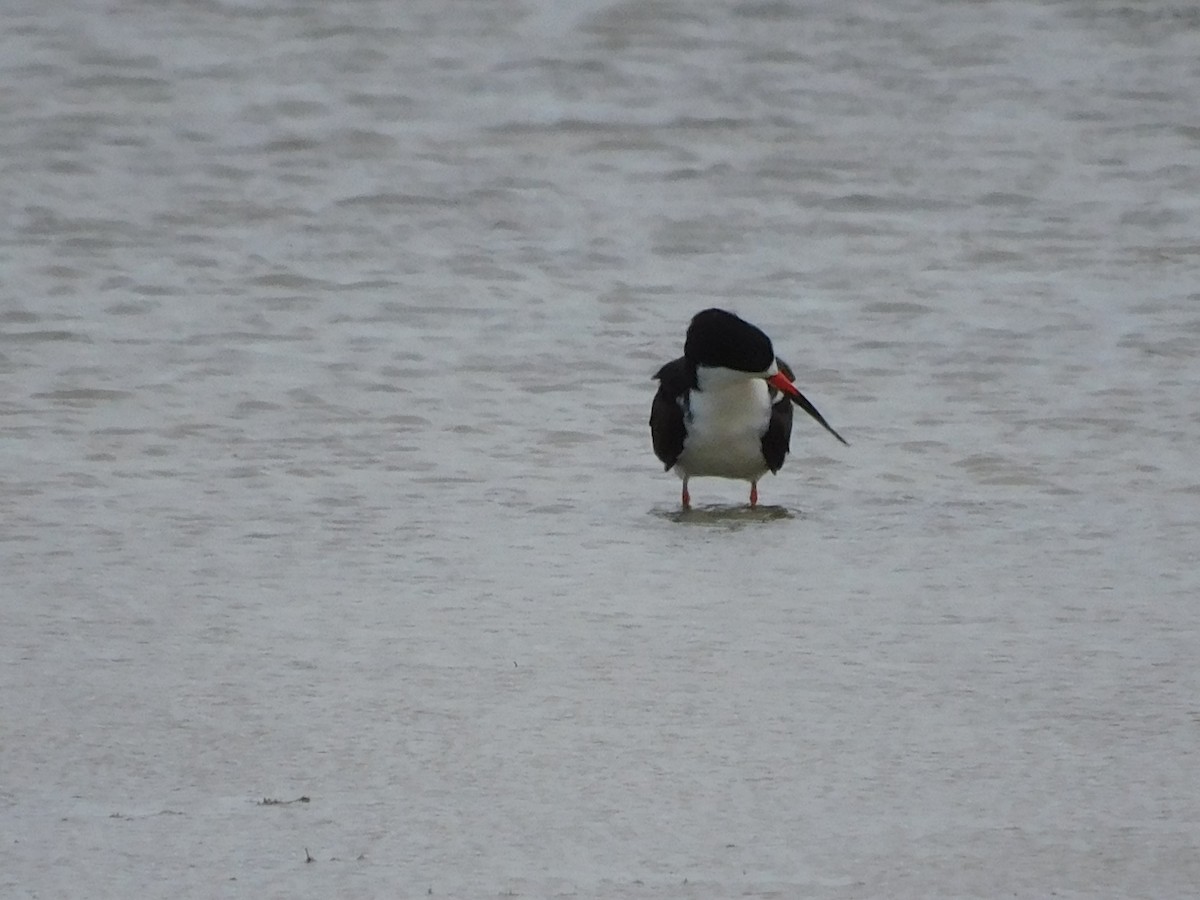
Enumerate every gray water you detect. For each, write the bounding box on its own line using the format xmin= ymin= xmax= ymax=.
xmin=3 ymin=1 xmax=1199 ymax=897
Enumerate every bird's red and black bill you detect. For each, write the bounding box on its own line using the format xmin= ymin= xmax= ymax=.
xmin=766 ymin=372 xmax=849 ymax=446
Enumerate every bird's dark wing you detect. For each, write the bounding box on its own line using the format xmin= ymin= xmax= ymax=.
xmin=649 ymin=357 xmax=694 ymax=470
xmin=761 ymin=396 xmax=793 ymax=473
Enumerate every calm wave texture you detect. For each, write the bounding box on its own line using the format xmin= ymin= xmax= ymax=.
xmin=3 ymin=1 xmax=1199 ymax=897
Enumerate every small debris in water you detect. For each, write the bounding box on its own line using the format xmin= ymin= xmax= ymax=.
xmin=258 ymin=795 xmax=311 ymax=806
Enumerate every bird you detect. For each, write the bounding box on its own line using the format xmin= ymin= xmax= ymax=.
xmin=649 ymin=308 xmax=847 ymax=509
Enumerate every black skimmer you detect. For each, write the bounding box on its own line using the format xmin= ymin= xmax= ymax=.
xmin=650 ymin=308 xmax=848 ymax=509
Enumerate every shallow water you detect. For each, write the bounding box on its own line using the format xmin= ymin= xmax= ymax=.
xmin=3 ymin=0 xmax=1199 ymax=897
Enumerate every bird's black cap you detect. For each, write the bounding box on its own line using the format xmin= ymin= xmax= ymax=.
xmin=683 ymin=308 xmax=775 ymax=373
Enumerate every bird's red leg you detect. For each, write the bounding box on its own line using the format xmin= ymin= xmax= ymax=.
xmin=749 ymin=481 xmax=758 ymax=507
xmin=681 ymin=481 xmax=691 ymax=509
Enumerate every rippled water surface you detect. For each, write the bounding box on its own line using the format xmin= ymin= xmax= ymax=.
xmin=4 ymin=1 xmax=1199 ymax=897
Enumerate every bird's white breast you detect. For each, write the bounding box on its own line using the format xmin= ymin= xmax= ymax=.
xmin=675 ymin=373 xmax=772 ymax=481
